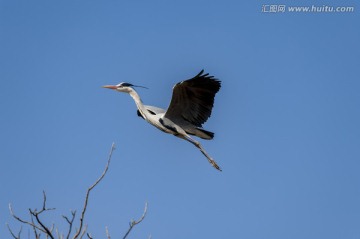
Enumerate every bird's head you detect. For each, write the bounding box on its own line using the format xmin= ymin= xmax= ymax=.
xmin=102 ymin=82 xmax=148 ymax=93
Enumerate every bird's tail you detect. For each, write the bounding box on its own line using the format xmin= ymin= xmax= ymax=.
xmin=195 ymin=128 xmax=214 ymax=140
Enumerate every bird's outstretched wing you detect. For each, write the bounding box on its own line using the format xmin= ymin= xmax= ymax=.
xmin=164 ymin=70 xmax=221 ymax=127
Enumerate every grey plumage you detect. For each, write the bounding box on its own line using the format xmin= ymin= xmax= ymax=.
xmin=103 ymin=70 xmax=222 ymax=171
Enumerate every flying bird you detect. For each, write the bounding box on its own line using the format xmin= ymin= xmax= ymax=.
xmin=103 ymin=70 xmax=222 ymax=171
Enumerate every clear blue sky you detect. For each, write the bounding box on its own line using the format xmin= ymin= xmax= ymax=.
xmin=1 ymin=0 xmax=359 ymax=238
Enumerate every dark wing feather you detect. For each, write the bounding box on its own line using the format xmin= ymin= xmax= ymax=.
xmin=164 ymin=70 xmax=221 ymax=127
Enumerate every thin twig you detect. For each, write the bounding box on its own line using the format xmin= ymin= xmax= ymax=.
xmin=56 ymin=228 xmax=61 ymax=239
xmin=27 ymin=191 xmax=55 ymax=239
xmin=42 ymin=190 xmax=47 ymax=211
xmin=9 ymin=204 xmax=47 ymax=234
xmin=29 ymin=209 xmax=55 ymax=239
xmin=30 ymin=212 xmax=40 ymax=239
xmin=63 ymin=210 xmax=76 ymax=239
xmin=122 ymin=202 xmax=148 ymax=239
xmin=79 ymin=224 xmax=88 ymax=239
xmin=6 ymin=223 xmax=22 ymax=239
xmin=73 ymin=143 xmax=116 ymax=239
xmin=50 ymin=223 xmax=55 ymax=234
xmin=105 ymin=226 xmax=111 ymax=239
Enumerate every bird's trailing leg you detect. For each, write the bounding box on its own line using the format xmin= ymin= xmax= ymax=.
xmin=183 ymin=135 xmax=222 ymax=171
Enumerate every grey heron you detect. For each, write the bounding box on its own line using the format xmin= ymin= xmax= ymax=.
xmin=103 ymin=70 xmax=222 ymax=171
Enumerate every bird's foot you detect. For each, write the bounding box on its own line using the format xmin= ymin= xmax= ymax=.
xmin=210 ymin=159 xmax=222 ymax=172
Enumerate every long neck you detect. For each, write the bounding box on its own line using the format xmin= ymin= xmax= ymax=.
xmin=129 ymin=88 xmax=150 ymax=120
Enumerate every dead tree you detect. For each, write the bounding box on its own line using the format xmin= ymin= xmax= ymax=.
xmin=7 ymin=143 xmax=149 ymax=239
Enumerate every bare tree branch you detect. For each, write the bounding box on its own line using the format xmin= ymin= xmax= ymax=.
xmin=73 ymin=143 xmax=116 ymax=239
xmin=28 ymin=191 xmax=56 ymax=239
xmin=122 ymin=202 xmax=148 ymax=239
xmin=6 ymin=223 xmax=22 ymax=239
xmin=63 ymin=210 xmax=76 ymax=239
xmin=7 ymin=143 xmax=150 ymax=239
xmin=56 ymin=228 xmax=61 ymax=239
xmin=50 ymin=224 xmax=55 ymax=237
xmin=9 ymin=204 xmax=47 ymax=234
xmin=29 ymin=211 xmax=40 ymax=239
xmin=29 ymin=208 xmax=54 ymax=239
xmin=105 ymin=226 xmax=111 ymax=239
xmin=79 ymin=224 xmax=88 ymax=239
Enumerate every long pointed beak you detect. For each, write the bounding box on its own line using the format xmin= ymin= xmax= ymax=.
xmin=102 ymin=85 xmax=117 ymax=90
